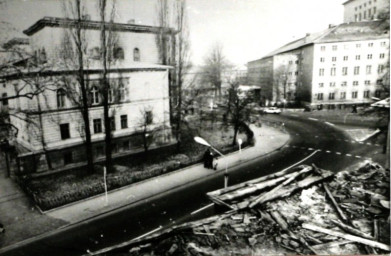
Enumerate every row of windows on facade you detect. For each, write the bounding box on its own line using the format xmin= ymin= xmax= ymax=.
xmin=318 ymin=64 xmax=385 ymax=76
xmin=316 ymin=90 xmax=378 ymax=100
xmin=89 ymin=47 xmax=140 ymax=61
xmin=354 ymin=6 xmax=377 ymax=21
xmin=320 ymin=41 xmax=387 ymax=51
xmin=59 ymin=112 xmax=153 ymax=140
xmin=320 ymin=53 xmax=386 ymax=62
xmin=318 ymin=79 xmax=384 ymax=88
xmin=56 ymin=85 xmax=128 ymax=108
xmin=354 ymin=0 xmax=377 ymax=11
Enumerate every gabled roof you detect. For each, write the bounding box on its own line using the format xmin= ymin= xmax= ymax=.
xmin=23 ymin=17 xmax=178 ymax=36
xmin=342 ymin=0 xmax=356 ymax=5
xmin=259 ymin=20 xmax=389 ymax=60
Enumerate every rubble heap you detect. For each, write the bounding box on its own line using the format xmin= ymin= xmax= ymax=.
xmin=113 ymin=162 xmax=390 ymax=255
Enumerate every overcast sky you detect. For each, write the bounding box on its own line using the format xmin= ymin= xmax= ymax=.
xmin=0 ymin=0 xmax=344 ymax=67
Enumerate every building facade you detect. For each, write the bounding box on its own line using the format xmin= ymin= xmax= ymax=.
xmin=343 ymin=0 xmax=389 ymax=22
xmin=2 ymin=17 xmax=177 ymax=173
xmin=248 ymin=20 xmax=389 ymax=108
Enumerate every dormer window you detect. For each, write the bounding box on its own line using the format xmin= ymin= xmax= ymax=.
xmin=133 ymin=48 xmax=140 ymax=62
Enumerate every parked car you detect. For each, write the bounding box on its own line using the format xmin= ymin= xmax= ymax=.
xmin=264 ymin=107 xmax=281 ymax=114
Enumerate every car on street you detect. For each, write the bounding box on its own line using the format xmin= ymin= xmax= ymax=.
xmin=264 ymin=107 xmax=281 ymax=114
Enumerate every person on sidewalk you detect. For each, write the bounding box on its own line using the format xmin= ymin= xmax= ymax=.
xmin=203 ymin=148 xmax=212 ymax=169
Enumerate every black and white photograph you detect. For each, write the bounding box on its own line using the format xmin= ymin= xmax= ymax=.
xmin=0 ymin=0 xmax=389 ymax=255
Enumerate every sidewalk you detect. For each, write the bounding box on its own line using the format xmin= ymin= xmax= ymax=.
xmin=0 ymin=124 xmax=289 ymax=250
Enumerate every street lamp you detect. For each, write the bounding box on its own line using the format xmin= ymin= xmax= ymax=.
xmin=194 ymin=136 xmax=229 ymax=188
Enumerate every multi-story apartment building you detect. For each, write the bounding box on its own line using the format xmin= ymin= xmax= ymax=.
xmin=343 ymin=0 xmax=389 ymax=22
xmin=1 ymin=17 xmax=177 ymax=173
xmin=248 ymin=20 xmax=389 ymax=108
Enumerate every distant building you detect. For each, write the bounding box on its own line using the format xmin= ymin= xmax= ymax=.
xmin=343 ymin=0 xmax=389 ymax=22
xmin=1 ymin=17 xmax=177 ymax=173
xmin=248 ymin=20 xmax=389 ymax=108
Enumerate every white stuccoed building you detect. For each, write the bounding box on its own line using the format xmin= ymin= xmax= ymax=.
xmin=2 ymin=17 xmax=177 ymax=173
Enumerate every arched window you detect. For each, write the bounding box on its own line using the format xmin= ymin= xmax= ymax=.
xmin=133 ymin=48 xmax=140 ymax=62
xmin=91 ymin=86 xmax=100 ymax=104
xmin=90 ymin=47 xmax=101 ymax=60
xmin=113 ymin=47 xmax=124 ymax=60
xmin=57 ymin=89 xmax=66 ymax=108
xmin=119 ymin=81 xmax=126 ymax=101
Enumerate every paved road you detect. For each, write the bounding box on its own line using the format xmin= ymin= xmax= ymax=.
xmin=1 ymin=115 xmax=381 ymax=256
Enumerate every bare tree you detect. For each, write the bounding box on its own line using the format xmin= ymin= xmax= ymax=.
xmin=200 ymin=43 xmax=231 ymax=100
xmin=225 ymin=79 xmax=253 ymax=146
xmin=60 ymin=0 xmax=94 ymax=173
xmin=138 ymin=107 xmax=155 ymax=153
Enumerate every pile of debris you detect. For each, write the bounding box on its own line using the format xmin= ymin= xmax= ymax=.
xmin=105 ymin=162 xmax=390 ymax=255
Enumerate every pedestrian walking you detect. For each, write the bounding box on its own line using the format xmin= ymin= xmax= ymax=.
xmin=203 ymin=148 xmax=212 ymax=169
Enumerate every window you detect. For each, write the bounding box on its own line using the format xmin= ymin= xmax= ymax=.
xmin=365 ymin=80 xmax=371 ymax=85
xmin=373 ymin=6 xmax=377 ymax=14
xmin=93 ymin=119 xmax=102 ymax=133
xmin=319 ymin=83 xmax=324 ymax=88
xmin=91 ymin=86 xmax=100 ymax=104
xmin=375 ymin=90 xmax=381 ymax=97
xmin=380 ymin=41 xmax=386 ymax=47
xmin=113 ymin=47 xmax=124 ymax=60
xmin=288 ymin=72 xmax=292 ymax=76
xmin=368 ymin=9 xmax=372 ymax=17
xmin=317 ymin=93 xmax=323 ymax=100
xmin=320 ymin=46 xmax=326 ymax=51
xmin=90 ymin=47 xmax=101 ymax=60
xmin=295 ymin=71 xmax=298 ymax=76
xmin=330 ymin=67 xmax=336 ymax=76
xmin=2 ymin=93 xmax=7 ymax=106
xmin=368 ymin=42 xmax=373 ymax=47
xmin=354 ymin=66 xmax=360 ymax=75
xmin=352 ymin=91 xmax=358 ymax=98
xmin=110 ymin=116 xmax=115 ymax=131
xmin=367 ymin=54 xmax=373 ymax=59
xmin=63 ymin=152 xmax=73 ymax=165
xmin=353 ymin=81 xmax=359 ymax=86
xmin=57 ymin=89 xmax=66 ymax=108
xmin=343 ymin=56 xmax=348 ymax=61
xmin=355 ymin=55 xmax=361 ymax=60
xmin=342 ymin=67 xmax=348 ymax=76
xmin=363 ymin=91 xmax=370 ymax=98
xmin=378 ymin=64 xmax=384 ymax=73
xmin=60 ymin=123 xmax=70 ymax=140
xmin=146 ymin=111 xmax=153 ymax=125
xmin=133 ymin=48 xmax=140 ymax=61
xmin=329 ymin=93 xmax=335 ymax=100
xmin=356 ymin=43 xmax=361 ymax=48
xmin=108 ymin=89 xmax=114 ymax=103
xmin=364 ymin=10 xmax=367 ymax=19
xmin=341 ymin=81 xmax=347 ymax=87
xmin=329 ymin=82 xmax=336 ymax=87
xmin=340 ymin=92 xmax=346 ymax=99
xmin=289 ymin=60 xmax=293 ymax=64
xmin=319 ymin=68 xmax=324 ymax=76
xmin=359 ymin=13 xmax=362 ymax=21
xmin=332 ymin=57 xmax=337 ymax=62
xmin=295 ymin=60 xmax=299 ymax=64
xmin=119 ymin=81 xmax=126 ymax=101
xmin=380 ymin=53 xmax=385 ymax=59
xmin=332 ymin=45 xmax=337 ymax=51
xmin=320 ymin=57 xmax=325 ymax=62
xmin=120 ymin=115 xmax=128 ymax=129
xmin=355 ymin=14 xmax=358 ymax=21
xmin=377 ymin=79 xmax=383 ymax=85
xmin=366 ymin=65 xmax=372 ymax=74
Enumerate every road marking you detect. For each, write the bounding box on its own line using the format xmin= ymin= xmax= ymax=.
xmin=292 ymin=145 xmax=297 ymax=148
xmin=191 ymin=203 xmax=214 ymax=215
xmin=351 ymin=141 xmax=356 ymax=143
xmin=367 ymin=143 xmax=372 ymax=145
xmin=290 ymin=114 xmax=299 ymax=117
xmin=355 ymin=156 xmax=362 ymax=159
xmin=308 ymin=117 xmax=318 ymax=121
xmin=308 ymin=148 xmax=314 ymax=151
xmin=325 ymin=121 xmax=335 ymax=126
xmin=336 ymin=152 xmax=342 ymax=155
xmin=375 ymin=144 xmax=381 ymax=147
xmin=326 ymin=150 xmax=331 ymax=153
xmin=358 ymin=142 xmax=364 ymax=144
xmin=346 ymin=154 xmax=352 ymax=157
xmin=279 ymin=150 xmax=320 ymax=173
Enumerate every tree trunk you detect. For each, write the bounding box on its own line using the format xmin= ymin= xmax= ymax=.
xmin=100 ymin=0 xmax=113 ymax=172
xmin=76 ymin=0 xmax=94 ymax=174
xmin=232 ymin=123 xmax=239 ymax=146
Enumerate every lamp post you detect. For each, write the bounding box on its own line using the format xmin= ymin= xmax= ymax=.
xmin=194 ymin=136 xmax=229 ymax=188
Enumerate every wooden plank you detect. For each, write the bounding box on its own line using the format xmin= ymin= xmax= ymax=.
xmin=312 ymin=240 xmax=353 ymax=250
xmin=323 ymin=183 xmax=349 ymax=223
xmin=302 ymin=223 xmax=391 ymax=251
xmin=330 ymin=219 xmax=374 ymax=240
